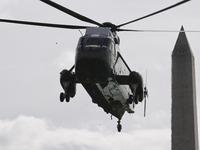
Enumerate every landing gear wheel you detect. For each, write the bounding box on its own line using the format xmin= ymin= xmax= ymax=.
xmin=117 ymin=120 xmax=122 ymax=132
xmin=134 ymin=97 xmax=138 ymax=104
xmin=60 ymin=92 xmax=70 ymax=102
xmin=127 ymin=95 xmax=134 ymax=104
xmin=117 ymin=124 xmax=122 ymax=132
xmin=60 ymin=92 xmax=65 ymax=102
xmin=65 ymin=95 xmax=70 ymax=102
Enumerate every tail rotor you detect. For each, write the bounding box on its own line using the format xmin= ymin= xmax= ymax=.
xmin=144 ymin=70 xmax=148 ymax=117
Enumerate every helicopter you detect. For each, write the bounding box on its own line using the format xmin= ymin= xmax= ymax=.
xmin=0 ymin=0 xmax=190 ymax=132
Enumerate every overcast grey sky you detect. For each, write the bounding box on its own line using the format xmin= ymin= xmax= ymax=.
xmin=0 ymin=0 xmax=200 ymax=150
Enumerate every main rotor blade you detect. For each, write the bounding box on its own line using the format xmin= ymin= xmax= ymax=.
xmin=0 ymin=18 xmax=89 ymax=29
xmin=40 ymin=0 xmax=103 ymax=27
xmin=117 ymin=29 xmax=200 ymax=32
xmin=117 ymin=0 xmax=191 ymax=28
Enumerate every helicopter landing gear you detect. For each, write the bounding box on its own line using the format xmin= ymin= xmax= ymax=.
xmin=60 ymin=67 xmax=76 ymax=103
xmin=60 ymin=92 xmax=70 ymax=102
xmin=117 ymin=120 xmax=122 ymax=132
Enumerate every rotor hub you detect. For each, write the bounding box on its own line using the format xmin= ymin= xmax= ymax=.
xmin=102 ymin=22 xmax=117 ymax=31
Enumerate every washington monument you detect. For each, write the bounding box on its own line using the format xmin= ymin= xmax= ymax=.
xmin=172 ymin=26 xmax=199 ymax=150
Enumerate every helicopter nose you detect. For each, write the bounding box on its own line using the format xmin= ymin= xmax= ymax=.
xmin=75 ymin=59 xmax=109 ymax=83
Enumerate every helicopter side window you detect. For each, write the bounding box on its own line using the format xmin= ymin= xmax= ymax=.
xmin=101 ymin=38 xmax=111 ymax=48
xmin=77 ymin=38 xmax=82 ymax=48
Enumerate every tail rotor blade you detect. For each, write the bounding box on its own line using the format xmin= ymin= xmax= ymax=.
xmin=144 ymin=70 xmax=148 ymax=117
xmin=144 ymin=97 xmax=147 ymax=117
xmin=144 ymin=87 xmax=148 ymax=117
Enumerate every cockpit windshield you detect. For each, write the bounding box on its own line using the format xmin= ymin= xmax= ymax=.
xmin=81 ymin=37 xmax=111 ymax=48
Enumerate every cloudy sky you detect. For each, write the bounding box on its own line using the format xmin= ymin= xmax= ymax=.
xmin=0 ymin=0 xmax=200 ymax=149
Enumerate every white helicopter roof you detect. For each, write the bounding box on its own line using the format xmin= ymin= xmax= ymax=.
xmin=85 ymin=27 xmax=112 ymax=37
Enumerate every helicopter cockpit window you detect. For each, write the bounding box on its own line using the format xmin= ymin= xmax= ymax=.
xmin=81 ymin=37 xmax=111 ymax=48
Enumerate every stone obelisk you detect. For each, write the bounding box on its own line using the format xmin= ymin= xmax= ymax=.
xmin=172 ymin=26 xmax=198 ymax=150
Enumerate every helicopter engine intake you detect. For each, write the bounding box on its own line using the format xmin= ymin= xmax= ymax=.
xmin=129 ymin=71 xmax=144 ymax=103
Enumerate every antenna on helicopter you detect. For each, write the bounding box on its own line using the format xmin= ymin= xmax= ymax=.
xmin=144 ymin=70 xmax=148 ymax=117
xmin=78 ymin=30 xmax=83 ymax=36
